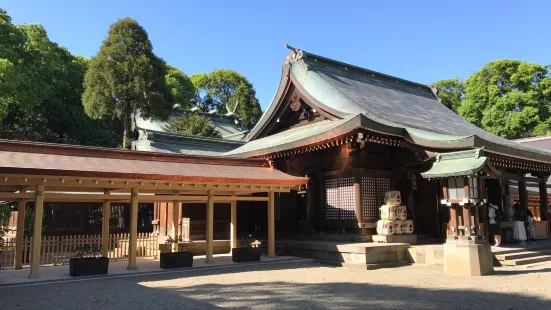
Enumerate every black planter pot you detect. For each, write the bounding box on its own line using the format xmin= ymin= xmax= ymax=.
xmin=69 ymin=257 xmax=109 ymax=277
xmin=160 ymin=251 xmax=194 ymax=269
xmin=232 ymin=248 xmax=261 ymax=263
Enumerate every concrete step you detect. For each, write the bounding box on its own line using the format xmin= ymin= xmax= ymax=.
xmin=317 ymin=260 xmax=410 ymax=270
xmin=503 ymin=255 xmax=551 ymax=266
xmin=519 ymin=261 xmax=551 ymax=269
xmin=495 ymin=249 xmax=551 ymax=261
xmin=492 ymin=244 xmax=551 ymax=256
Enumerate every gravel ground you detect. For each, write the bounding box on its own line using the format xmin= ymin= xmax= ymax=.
xmin=1 ymin=260 xmax=550 ymax=310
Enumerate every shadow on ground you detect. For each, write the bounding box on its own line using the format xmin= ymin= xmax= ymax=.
xmin=0 ymin=260 xmax=549 ymax=310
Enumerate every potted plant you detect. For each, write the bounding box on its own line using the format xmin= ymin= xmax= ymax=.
xmin=160 ymin=235 xmax=194 ymax=269
xmin=69 ymin=245 xmax=109 ymax=277
xmin=232 ymin=234 xmax=261 ymax=263
xmin=159 ymin=235 xmax=175 ymax=253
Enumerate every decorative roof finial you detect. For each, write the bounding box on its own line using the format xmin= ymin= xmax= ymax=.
xmin=284 ymin=44 xmax=303 ymax=64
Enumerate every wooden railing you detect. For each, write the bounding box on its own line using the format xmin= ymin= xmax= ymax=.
xmin=0 ymin=233 xmax=158 ymax=268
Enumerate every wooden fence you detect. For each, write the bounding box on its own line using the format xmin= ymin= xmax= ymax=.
xmin=0 ymin=233 xmax=158 ymax=268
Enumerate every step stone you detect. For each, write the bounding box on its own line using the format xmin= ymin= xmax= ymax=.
xmin=317 ymin=259 xmax=410 ymax=270
xmin=495 ymin=249 xmax=551 ymax=261
xmin=504 ymin=255 xmax=551 ymax=266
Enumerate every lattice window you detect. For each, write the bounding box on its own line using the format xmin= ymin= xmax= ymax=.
xmin=324 ymin=176 xmax=355 ymax=220
xmin=274 ymin=192 xmax=281 ymax=220
xmin=325 ymin=178 xmax=339 ymax=220
xmin=361 ymin=176 xmax=391 ymax=220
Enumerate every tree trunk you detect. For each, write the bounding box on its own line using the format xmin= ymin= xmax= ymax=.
xmin=122 ymin=108 xmax=133 ymax=150
xmin=122 ymin=112 xmax=128 ymax=149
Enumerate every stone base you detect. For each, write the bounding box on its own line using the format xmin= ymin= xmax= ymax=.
xmin=444 ymin=239 xmax=494 ymax=276
xmin=372 ymin=234 xmax=417 ymax=245
xmin=280 ymin=240 xmax=409 ymax=269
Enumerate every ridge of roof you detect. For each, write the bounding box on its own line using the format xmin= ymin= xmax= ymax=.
xmin=142 ymin=128 xmax=246 ymax=146
xmin=0 ymin=139 xmax=267 ymax=167
xmin=284 ymin=45 xmax=433 ymax=93
xmin=515 ymin=135 xmax=551 ymax=143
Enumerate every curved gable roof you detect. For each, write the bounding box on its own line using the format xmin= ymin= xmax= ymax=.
xmin=237 ymin=47 xmax=551 ymax=164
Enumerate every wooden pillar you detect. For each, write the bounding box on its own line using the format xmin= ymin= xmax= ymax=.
xmin=14 ymin=200 xmax=27 ymax=270
xmin=518 ymin=177 xmax=528 ymax=221
xmin=268 ymin=191 xmax=275 ymax=257
xmin=102 ymin=194 xmax=111 ymax=258
xmin=205 ymin=189 xmax=214 ymax=263
xmin=230 ymin=193 xmax=237 ymax=250
xmin=127 ymin=188 xmax=139 ymax=270
xmin=539 ymin=177 xmax=549 ymax=221
xmin=354 ymin=170 xmax=362 ymax=227
xmin=463 ymin=206 xmax=473 ymax=236
xmin=172 ymin=200 xmax=180 ymax=251
xmin=29 ymin=185 xmax=44 ymax=279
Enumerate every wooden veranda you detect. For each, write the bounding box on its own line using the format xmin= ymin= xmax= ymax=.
xmin=0 ymin=140 xmax=307 ymax=278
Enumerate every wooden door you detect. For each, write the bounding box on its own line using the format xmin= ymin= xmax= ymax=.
xmin=413 ymin=177 xmax=441 ymax=237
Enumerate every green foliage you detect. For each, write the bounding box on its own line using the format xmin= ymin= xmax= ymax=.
xmin=82 ymin=17 xmax=172 ymax=148
xmin=433 ymin=60 xmax=551 ymax=139
xmin=73 ymin=245 xmax=103 ymax=258
xmin=190 ymin=69 xmax=262 ymax=129
xmin=459 ymin=60 xmax=551 ymax=139
xmin=0 ymin=204 xmax=13 ymax=247
xmin=0 ymin=10 xmax=121 ymax=146
xmin=0 ymin=10 xmax=47 ymax=120
xmin=431 ymin=78 xmax=464 ymax=113
xmin=237 ymin=234 xmax=260 ymax=249
xmin=165 ymin=65 xmax=197 ymax=109
xmin=166 ymin=113 xmax=222 ymax=138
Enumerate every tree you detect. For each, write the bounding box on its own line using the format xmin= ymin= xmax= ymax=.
xmin=431 ymin=78 xmax=464 ymax=113
xmin=166 ymin=113 xmax=222 ymax=138
xmin=0 ymin=10 xmax=49 ymax=121
xmin=82 ymin=18 xmax=172 ymax=149
xmin=0 ymin=16 xmax=121 ymax=147
xmin=190 ymin=69 xmax=262 ymax=129
xmin=459 ymin=60 xmax=551 ymax=139
xmin=165 ymin=65 xmax=197 ymax=109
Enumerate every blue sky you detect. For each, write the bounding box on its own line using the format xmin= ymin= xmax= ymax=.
xmin=2 ymin=0 xmax=551 ymax=109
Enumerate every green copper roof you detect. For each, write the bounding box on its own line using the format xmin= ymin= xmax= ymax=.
xmin=421 ymin=149 xmax=501 ymax=179
xmin=240 ymin=47 xmax=551 ymax=164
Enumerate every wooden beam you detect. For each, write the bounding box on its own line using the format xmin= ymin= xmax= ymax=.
xmin=0 ymin=192 xmax=34 ymax=200
xmin=205 ymin=189 xmax=214 ymax=264
xmin=172 ymin=200 xmax=180 ymax=251
xmin=501 ymin=173 xmax=522 ymax=182
xmin=102 ymin=192 xmax=110 ymax=258
xmin=0 ymin=174 xmax=293 ymax=193
xmin=268 ymin=191 xmax=275 ymax=257
xmin=518 ymin=178 xmax=528 ymax=222
xmin=539 ymin=179 xmax=549 ymax=221
xmin=13 ymin=199 xmax=26 ymax=270
xmin=29 ymin=185 xmax=44 ymax=278
xmin=127 ymin=188 xmax=139 ymax=270
xmin=230 ymin=193 xmax=237 ymax=250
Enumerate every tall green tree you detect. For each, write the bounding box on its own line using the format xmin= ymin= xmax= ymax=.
xmin=1 ymin=11 xmax=121 ymax=146
xmin=165 ymin=65 xmax=197 ymax=109
xmin=0 ymin=10 xmax=48 ymax=121
xmin=165 ymin=113 xmax=221 ymax=138
xmin=431 ymin=78 xmax=464 ymax=113
xmin=190 ymin=69 xmax=262 ymax=129
xmin=459 ymin=60 xmax=551 ymax=139
xmin=82 ymin=18 xmax=172 ymax=148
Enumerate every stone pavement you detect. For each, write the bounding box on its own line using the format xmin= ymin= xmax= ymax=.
xmin=0 ymin=254 xmax=303 ymax=286
xmin=1 ymin=258 xmax=550 ymax=309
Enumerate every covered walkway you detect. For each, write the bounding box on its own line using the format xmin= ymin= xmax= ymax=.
xmin=0 ymin=139 xmax=307 ymax=278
